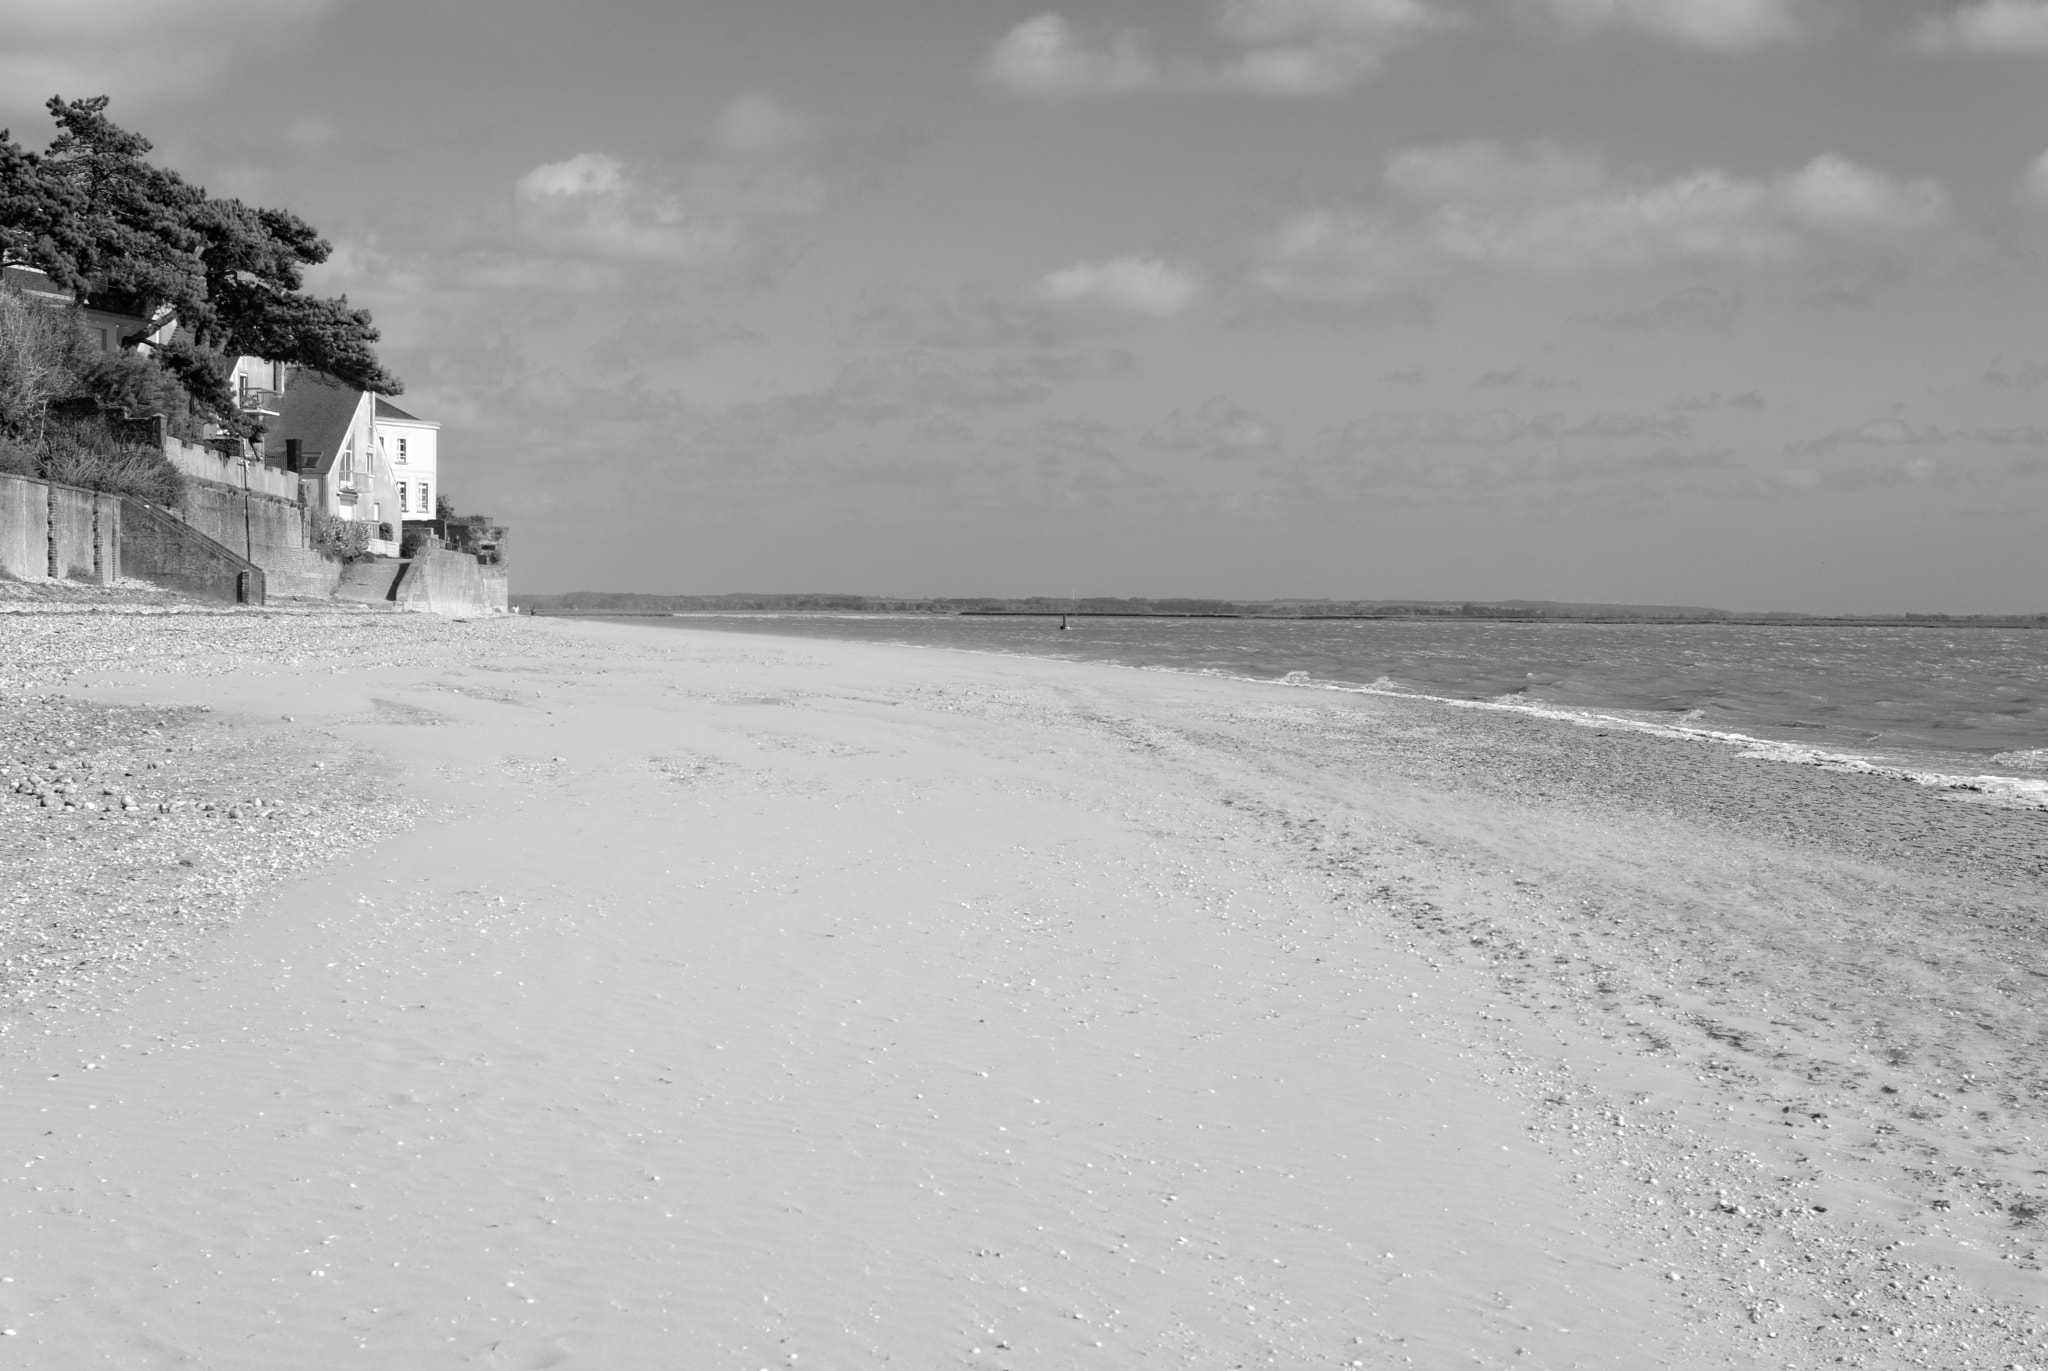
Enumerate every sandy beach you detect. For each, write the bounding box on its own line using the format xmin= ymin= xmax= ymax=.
xmin=2 ymin=609 xmax=2046 ymax=1369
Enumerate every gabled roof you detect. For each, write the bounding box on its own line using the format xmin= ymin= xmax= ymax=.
xmin=373 ymin=397 xmax=426 ymax=423
xmin=1 ymin=264 xmax=72 ymax=300
xmin=273 ymin=372 xmax=366 ymax=476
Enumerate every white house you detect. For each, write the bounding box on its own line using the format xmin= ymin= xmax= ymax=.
xmin=374 ymin=398 xmax=440 ymax=524
xmin=268 ymin=372 xmax=395 ymax=554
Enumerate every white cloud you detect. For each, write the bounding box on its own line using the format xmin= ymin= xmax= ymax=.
xmin=980 ymin=0 xmax=1460 ymax=98
xmin=704 ymin=348 xmax=1139 ymax=448
xmin=1334 ymin=407 xmax=1693 ymax=448
xmin=2022 ymin=150 xmax=2048 ymax=209
xmin=1143 ymin=395 xmax=1286 ymax=456
xmin=1386 ymin=139 xmax=1606 ymax=201
xmin=502 ymin=98 xmax=826 ymax=277
xmin=1776 ymin=155 xmax=1950 ymax=236
xmin=712 ymin=92 xmax=813 ymax=157
xmin=516 ymin=153 xmax=628 ymax=200
xmin=1029 ymin=255 xmax=1207 ymax=320
xmin=1254 ymin=142 xmax=1959 ymax=301
xmin=982 ymin=14 xmax=1164 ymax=95
xmin=1517 ymin=0 xmax=1805 ymax=50
xmin=1913 ymin=0 xmax=2048 ymax=53
xmin=1786 ymin=418 xmax=2048 ymax=454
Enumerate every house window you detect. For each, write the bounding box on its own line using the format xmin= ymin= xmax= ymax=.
xmin=420 ymin=483 xmax=430 ymax=517
xmin=397 ymin=437 xmax=408 ymax=463
xmin=397 ymin=482 xmax=409 ymax=513
xmin=339 ymin=444 xmax=353 ymax=482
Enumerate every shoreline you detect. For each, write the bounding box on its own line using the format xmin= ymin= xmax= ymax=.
xmin=584 ymin=610 xmax=2048 ymax=805
xmin=2 ymin=613 xmax=2045 ymax=1366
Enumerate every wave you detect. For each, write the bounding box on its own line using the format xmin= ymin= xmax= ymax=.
xmin=1258 ymin=671 xmax=2048 ymax=812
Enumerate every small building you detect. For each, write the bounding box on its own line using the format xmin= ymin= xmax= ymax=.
xmin=266 ymin=372 xmax=403 ymax=556
xmin=375 ymin=398 xmax=440 ymax=524
xmin=2 ymin=263 xmax=177 ymax=355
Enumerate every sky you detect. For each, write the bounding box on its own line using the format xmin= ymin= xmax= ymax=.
xmin=4 ymin=0 xmax=2047 ymax=611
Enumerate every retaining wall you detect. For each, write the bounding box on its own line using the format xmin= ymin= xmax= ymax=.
xmin=393 ymin=548 xmax=509 ymax=616
xmin=119 ymin=499 xmax=264 ymax=605
xmin=174 ymin=477 xmax=341 ymax=600
xmin=0 ymin=473 xmax=42 ymax=579
xmin=0 ymin=473 xmax=121 ymax=585
xmin=51 ymin=484 xmax=119 ymax=583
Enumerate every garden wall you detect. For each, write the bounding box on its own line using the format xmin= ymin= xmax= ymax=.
xmin=164 ymin=438 xmax=300 ymax=501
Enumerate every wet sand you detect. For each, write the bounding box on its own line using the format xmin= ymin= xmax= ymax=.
xmin=2 ymin=613 xmax=2046 ymax=1368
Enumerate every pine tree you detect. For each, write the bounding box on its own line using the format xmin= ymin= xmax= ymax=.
xmin=0 ymin=96 xmax=400 ymax=431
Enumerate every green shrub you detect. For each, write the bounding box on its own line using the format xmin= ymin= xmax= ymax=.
xmin=37 ymin=421 xmax=186 ymax=506
xmin=0 ymin=286 xmax=86 ymax=436
xmin=0 ymin=286 xmax=195 ymax=501
xmin=75 ymin=349 xmax=203 ymax=441
xmin=399 ymin=524 xmax=433 ymax=558
xmin=311 ymin=512 xmax=374 ymax=562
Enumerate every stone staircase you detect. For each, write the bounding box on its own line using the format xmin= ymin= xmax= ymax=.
xmin=332 ymin=556 xmax=410 ymax=607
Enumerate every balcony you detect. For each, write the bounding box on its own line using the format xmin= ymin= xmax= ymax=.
xmin=237 ymin=385 xmax=282 ymax=417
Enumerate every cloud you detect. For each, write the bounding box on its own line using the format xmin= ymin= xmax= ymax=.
xmin=1785 ymin=418 xmax=2048 ymax=455
xmin=505 ymin=122 xmax=825 ymax=281
xmin=1785 ymin=418 xmax=1941 ymax=454
xmin=980 ymin=0 xmax=1461 ymax=99
xmin=589 ymin=314 xmax=764 ymax=369
xmin=981 ymin=13 xmax=1164 ymax=95
xmin=851 ymin=259 xmax=1205 ymax=350
xmin=1142 ymin=395 xmax=1286 ymax=456
xmin=1333 ymin=406 xmax=1694 ymax=449
xmin=2022 ymin=150 xmax=2048 ymax=209
xmin=1515 ymin=0 xmax=1806 ymax=50
xmin=1986 ymin=356 xmax=2048 ymax=390
xmin=1576 ymin=284 xmax=1743 ymax=330
xmin=1472 ymin=367 xmax=1578 ymax=390
xmin=1380 ymin=366 xmax=1430 ymax=383
xmin=0 ymin=0 xmax=330 ymax=112
xmin=1666 ymin=390 xmax=1768 ymax=411
xmin=849 ymin=284 xmax=1058 ymax=349
xmin=1307 ymin=436 xmax=1739 ymax=507
xmin=703 ymin=348 xmax=1139 ymax=448
xmin=712 ymin=92 xmax=813 ymax=157
xmin=1029 ymin=255 xmax=1207 ymax=321
xmin=1253 ymin=142 xmax=1960 ymax=302
xmin=1912 ymin=0 xmax=2048 ymax=53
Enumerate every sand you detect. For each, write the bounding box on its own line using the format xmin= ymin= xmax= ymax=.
xmin=2 ymin=612 xmax=2046 ymax=1369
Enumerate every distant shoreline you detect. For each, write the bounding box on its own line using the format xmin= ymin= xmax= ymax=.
xmin=518 ymin=604 xmax=2048 ymax=629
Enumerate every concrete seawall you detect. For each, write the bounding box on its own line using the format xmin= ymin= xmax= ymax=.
xmin=392 ymin=548 xmax=510 ymax=616
xmin=174 ymin=481 xmax=342 ymax=600
xmin=0 ymin=472 xmax=122 ymax=585
xmin=120 ymin=498 xmax=265 ymax=605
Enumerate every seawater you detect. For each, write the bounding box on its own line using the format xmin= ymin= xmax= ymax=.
xmin=600 ymin=613 xmax=2048 ymax=801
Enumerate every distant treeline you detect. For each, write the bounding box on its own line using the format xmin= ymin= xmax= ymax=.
xmin=512 ymin=591 xmax=2048 ymax=627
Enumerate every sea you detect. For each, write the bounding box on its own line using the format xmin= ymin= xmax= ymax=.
xmin=598 ymin=613 xmax=2048 ymax=807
